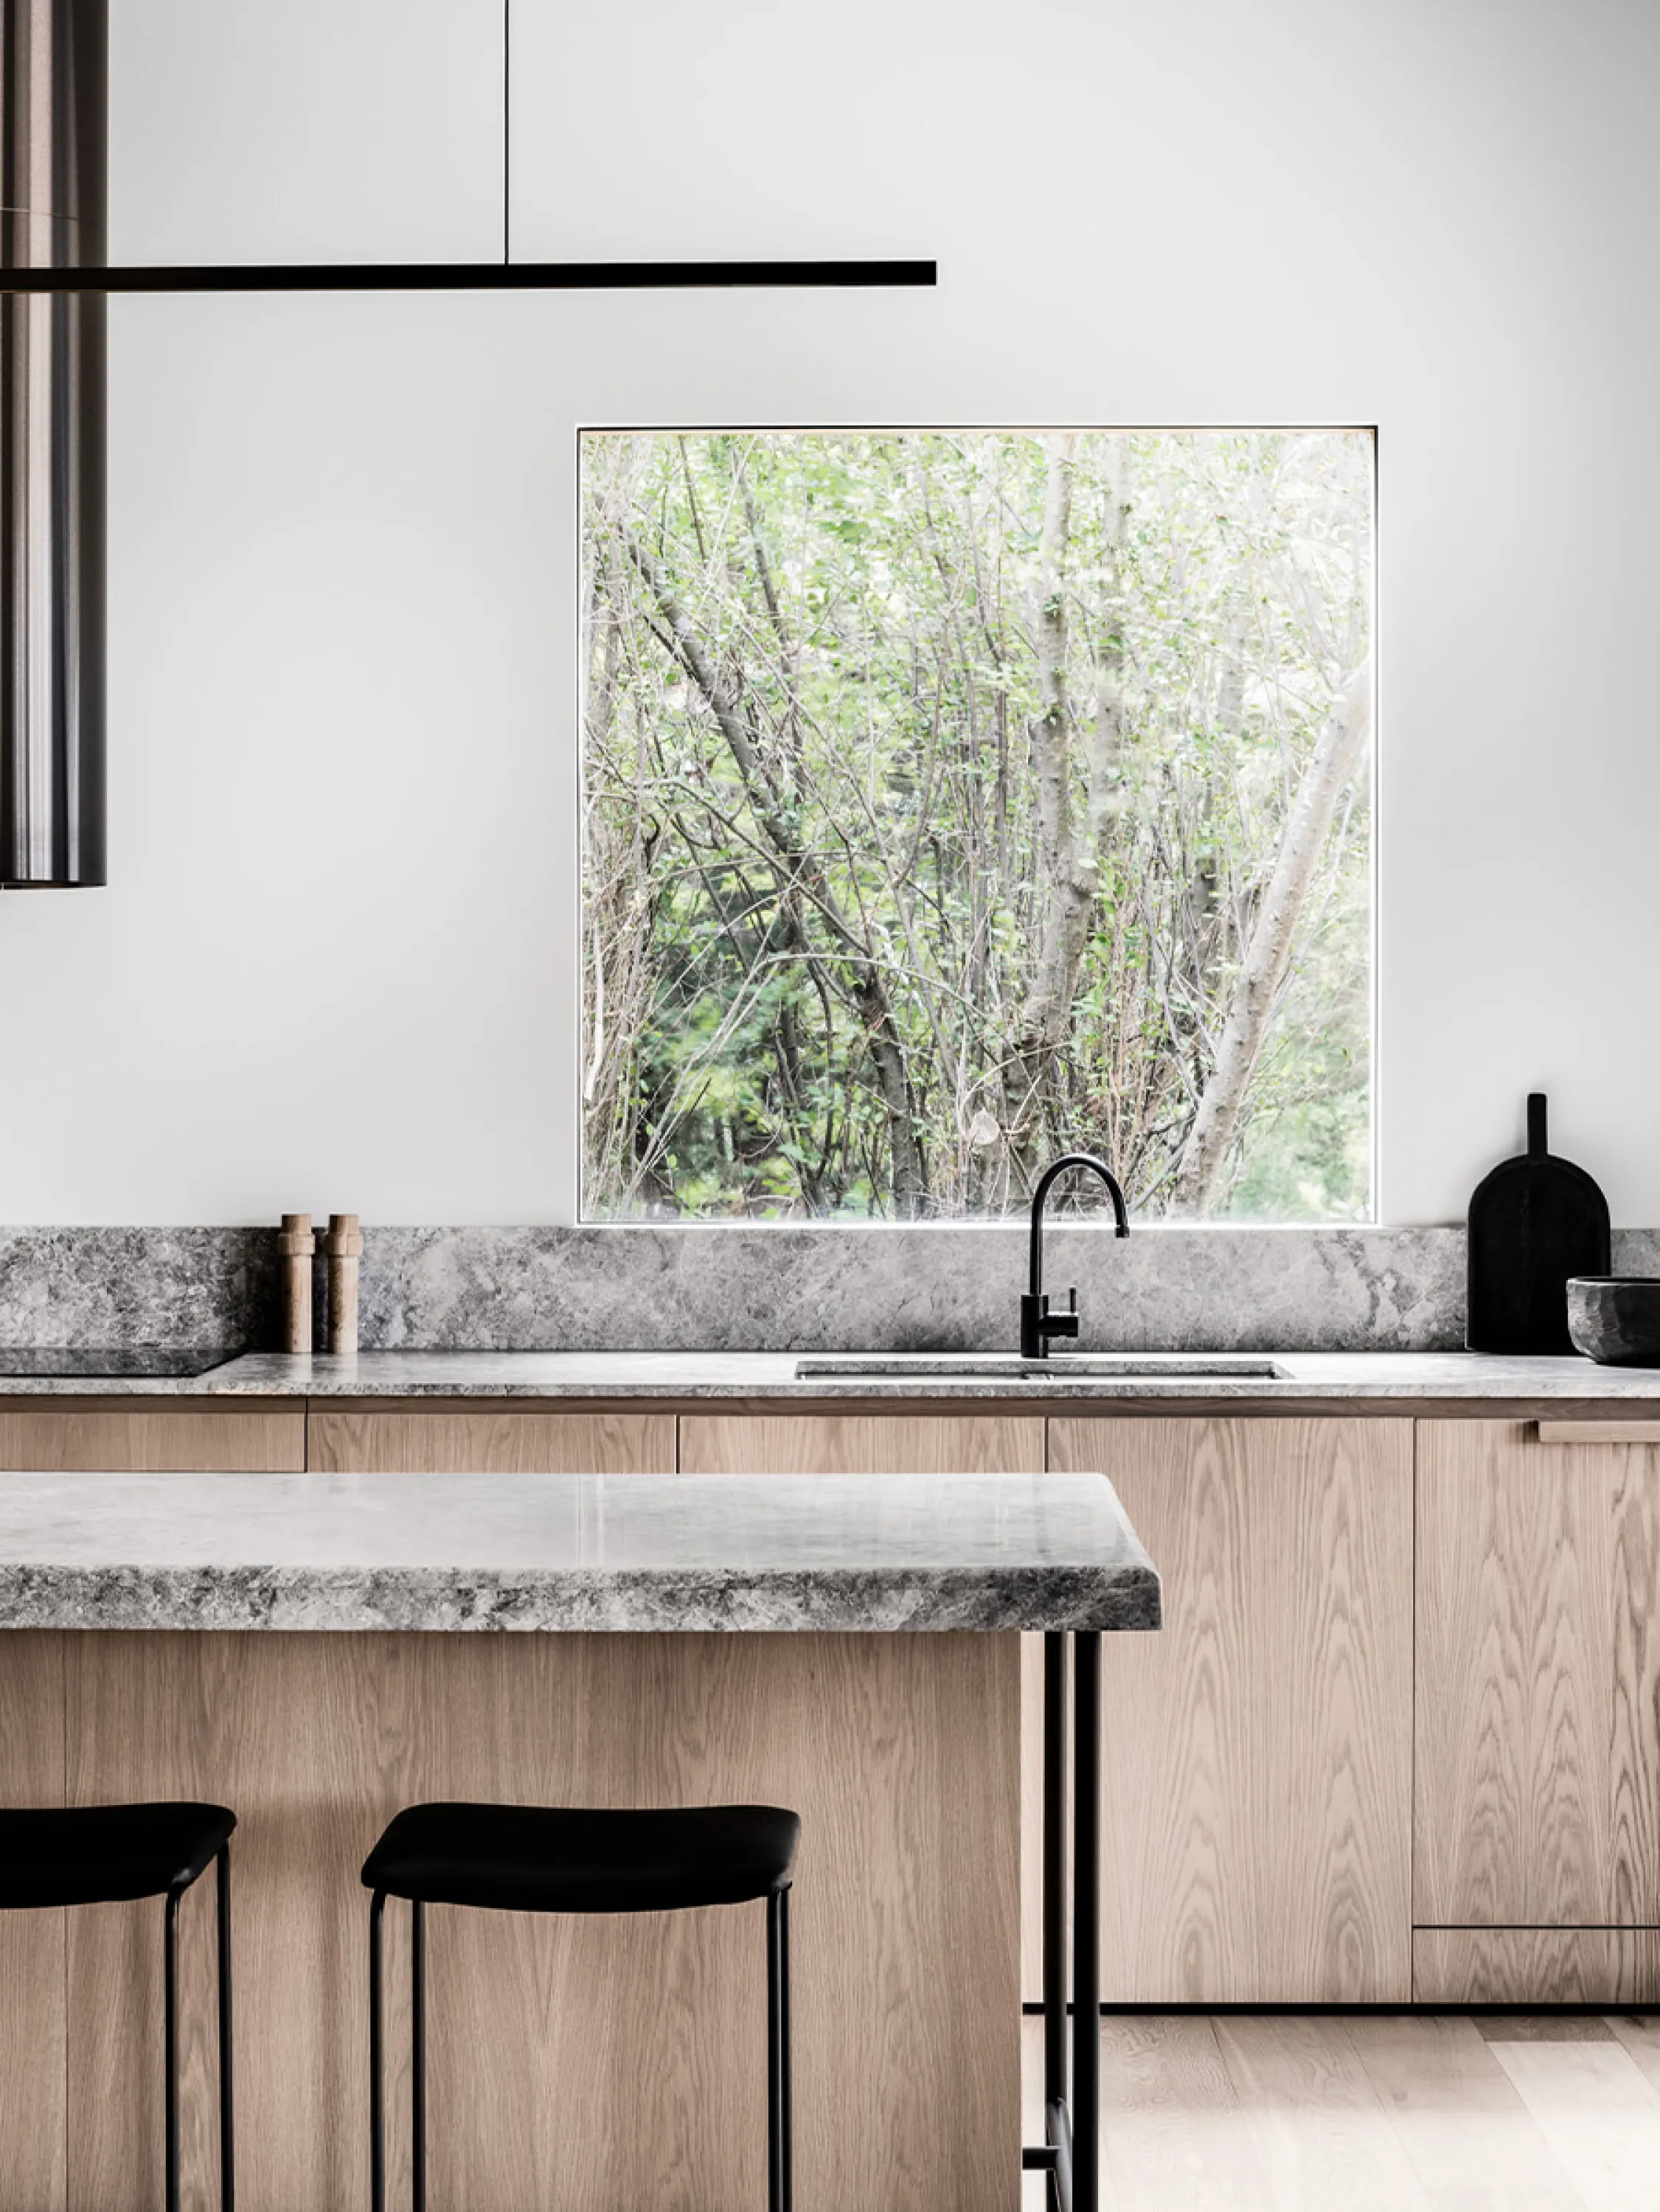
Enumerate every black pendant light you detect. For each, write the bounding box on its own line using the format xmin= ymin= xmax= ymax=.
xmin=0 ymin=0 xmax=105 ymax=888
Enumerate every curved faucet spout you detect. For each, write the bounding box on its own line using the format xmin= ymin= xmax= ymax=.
xmin=1021 ymin=1152 xmax=1131 ymax=1360
xmin=1027 ymin=1152 xmax=1130 ymax=1297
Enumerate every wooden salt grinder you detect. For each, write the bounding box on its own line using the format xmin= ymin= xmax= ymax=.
xmin=323 ymin=1213 xmax=364 ymax=1355
xmin=277 ymin=1214 xmax=316 ymax=1355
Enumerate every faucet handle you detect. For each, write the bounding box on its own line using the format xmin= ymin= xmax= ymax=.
xmin=1066 ymin=1286 xmax=1077 ymax=1315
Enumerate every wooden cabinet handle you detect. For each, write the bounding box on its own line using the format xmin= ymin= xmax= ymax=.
xmin=1535 ymin=1420 xmax=1660 ymax=1445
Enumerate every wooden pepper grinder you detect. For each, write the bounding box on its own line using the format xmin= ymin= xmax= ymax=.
xmin=277 ymin=1214 xmax=316 ymax=1354
xmin=323 ymin=1214 xmax=364 ymax=1355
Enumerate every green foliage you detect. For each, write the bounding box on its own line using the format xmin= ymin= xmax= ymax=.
xmin=580 ymin=428 xmax=1374 ymax=1222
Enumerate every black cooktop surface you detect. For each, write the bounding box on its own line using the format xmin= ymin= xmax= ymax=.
xmin=0 ymin=1348 xmax=241 ymax=1379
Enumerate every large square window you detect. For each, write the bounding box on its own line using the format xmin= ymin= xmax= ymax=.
xmin=580 ymin=428 xmax=1374 ymax=1222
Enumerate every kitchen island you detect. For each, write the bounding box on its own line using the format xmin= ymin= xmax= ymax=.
xmin=0 ymin=1467 xmax=1155 ymax=2212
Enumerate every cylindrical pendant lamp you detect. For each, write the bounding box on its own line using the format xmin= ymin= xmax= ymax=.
xmin=0 ymin=0 xmax=105 ymax=888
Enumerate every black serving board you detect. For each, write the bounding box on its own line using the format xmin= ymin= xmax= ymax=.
xmin=1467 ymin=1093 xmax=1610 ymax=1353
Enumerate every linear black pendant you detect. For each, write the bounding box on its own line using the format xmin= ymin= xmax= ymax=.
xmin=0 ymin=258 xmax=937 ymax=296
xmin=0 ymin=0 xmax=106 ymax=888
xmin=1467 ymin=1093 xmax=1611 ymax=1354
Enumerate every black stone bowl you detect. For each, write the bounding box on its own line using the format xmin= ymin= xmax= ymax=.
xmin=1566 ymin=1277 xmax=1660 ymax=1366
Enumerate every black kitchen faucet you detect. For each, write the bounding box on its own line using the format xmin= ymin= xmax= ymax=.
xmin=1020 ymin=1152 xmax=1131 ymax=1359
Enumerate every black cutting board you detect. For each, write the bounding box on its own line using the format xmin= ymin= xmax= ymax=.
xmin=1467 ymin=1093 xmax=1610 ymax=1353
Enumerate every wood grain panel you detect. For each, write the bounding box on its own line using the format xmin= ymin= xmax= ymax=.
xmin=64 ymin=1630 xmax=1018 ymax=2212
xmin=0 ymin=1633 xmax=66 ymax=2212
xmin=1414 ymin=1420 xmax=1660 ymax=1927
xmin=678 ymin=1412 xmax=1045 ymax=1475
xmin=307 ymin=1409 xmax=676 ymax=1475
xmin=1046 ymin=1418 xmax=1413 ymax=2003
xmin=0 ymin=1402 xmax=303 ymax=1472
xmin=1413 ymin=1927 xmax=1660 ymax=2006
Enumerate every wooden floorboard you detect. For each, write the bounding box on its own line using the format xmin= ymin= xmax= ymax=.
xmin=1210 ymin=2014 xmax=1434 ymax=2211
xmin=1486 ymin=2039 xmax=1660 ymax=2212
xmin=1604 ymin=2011 xmax=1660 ymax=2097
xmin=1019 ymin=2014 xmax=1660 ymax=2212
xmin=1476 ymin=2014 xmax=1617 ymax=2043
xmin=1100 ymin=2015 xmax=1276 ymax=2210
xmin=1345 ymin=2014 xmax=1575 ymax=2198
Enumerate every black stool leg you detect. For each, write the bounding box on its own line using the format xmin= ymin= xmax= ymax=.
xmin=216 ymin=1844 xmax=235 ymax=2212
xmin=369 ymin=1891 xmax=387 ymax=2212
xmin=163 ymin=1885 xmax=183 ymax=2212
xmin=766 ymin=1885 xmax=791 ymax=2212
xmin=411 ymin=1898 xmax=426 ymax=2212
xmin=1072 ymin=1631 xmax=1102 ymax=2212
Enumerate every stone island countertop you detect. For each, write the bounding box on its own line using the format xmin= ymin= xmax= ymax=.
xmin=0 ymin=1467 xmax=1161 ymax=1635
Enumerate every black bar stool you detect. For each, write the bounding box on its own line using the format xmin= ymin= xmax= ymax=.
xmin=0 ymin=1801 xmax=236 ymax=2212
xmin=361 ymin=1800 xmax=799 ymax=2212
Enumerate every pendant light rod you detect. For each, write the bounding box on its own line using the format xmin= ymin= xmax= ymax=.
xmin=0 ymin=258 xmax=937 ymax=294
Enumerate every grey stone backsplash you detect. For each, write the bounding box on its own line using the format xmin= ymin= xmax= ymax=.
xmin=0 ymin=1218 xmax=1580 ymax=1355
xmin=4 ymin=1219 xmax=1653 ymax=1357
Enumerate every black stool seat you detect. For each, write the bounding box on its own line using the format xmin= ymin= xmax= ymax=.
xmin=0 ymin=1802 xmax=236 ymax=1909
xmin=361 ymin=1801 xmax=800 ymax=1915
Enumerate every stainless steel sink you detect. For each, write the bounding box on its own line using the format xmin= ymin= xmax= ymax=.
xmin=792 ymin=1354 xmax=1289 ymax=1380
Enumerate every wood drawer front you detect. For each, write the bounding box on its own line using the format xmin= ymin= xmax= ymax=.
xmin=1414 ymin=1419 xmax=1660 ymax=1928
xmin=1414 ymin=1927 xmax=1660 ymax=2006
xmin=677 ymin=1413 xmax=1045 ymax=1475
xmin=1046 ymin=1416 xmax=1413 ymax=2003
xmin=308 ymin=1410 xmax=676 ymax=1475
xmin=0 ymin=1404 xmax=304 ymax=1472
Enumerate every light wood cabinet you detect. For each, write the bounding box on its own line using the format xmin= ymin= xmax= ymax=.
xmin=678 ymin=1411 xmax=1045 ymax=1475
xmin=1048 ymin=1416 xmax=1414 ymax=2003
xmin=308 ymin=1407 xmax=675 ymax=1475
xmin=0 ymin=1401 xmax=303 ymax=1472
xmin=1415 ymin=1419 xmax=1660 ymax=1937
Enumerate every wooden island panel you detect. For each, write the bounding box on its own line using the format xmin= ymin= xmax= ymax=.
xmin=60 ymin=1628 xmax=1018 ymax=2212
xmin=0 ymin=1633 xmax=66 ymax=2212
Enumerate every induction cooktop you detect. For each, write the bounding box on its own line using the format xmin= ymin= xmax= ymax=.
xmin=0 ymin=1347 xmax=241 ymax=1379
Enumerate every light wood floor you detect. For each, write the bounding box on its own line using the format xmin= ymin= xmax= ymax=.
xmin=1021 ymin=2014 xmax=1660 ymax=2211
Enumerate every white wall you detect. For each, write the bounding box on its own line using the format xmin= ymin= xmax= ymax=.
xmin=0 ymin=0 xmax=1656 ymax=1225
xmin=110 ymin=0 xmax=504 ymax=263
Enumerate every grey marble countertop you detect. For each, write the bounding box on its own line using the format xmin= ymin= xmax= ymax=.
xmin=3 ymin=1347 xmax=1660 ymax=1401
xmin=0 ymin=1468 xmax=1159 ymax=1634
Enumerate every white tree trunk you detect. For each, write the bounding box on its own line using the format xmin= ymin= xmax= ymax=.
xmin=1007 ymin=437 xmax=1129 ymax=1175
xmin=1170 ymin=656 xmax=1373 ymax=1215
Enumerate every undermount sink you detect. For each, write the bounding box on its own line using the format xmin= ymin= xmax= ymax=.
xmin=793 ymin=1354 xmax=1290 ymax=1380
